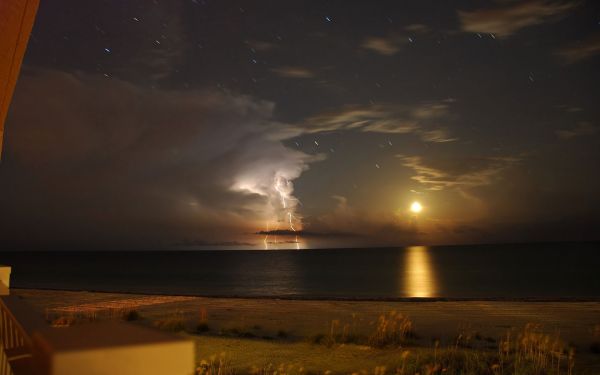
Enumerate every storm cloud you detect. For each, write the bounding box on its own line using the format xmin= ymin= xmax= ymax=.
xmin=0 ymin=69 xmax=321 ymax=248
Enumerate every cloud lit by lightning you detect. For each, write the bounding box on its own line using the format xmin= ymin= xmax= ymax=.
xmin=232 ymin=171 xmax=307 ymax=249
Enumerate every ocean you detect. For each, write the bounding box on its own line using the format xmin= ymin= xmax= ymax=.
xmin=1 ymin=242 xmax=599 ymax=300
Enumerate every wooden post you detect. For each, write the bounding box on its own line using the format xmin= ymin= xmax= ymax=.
xmin=0 ymin=0 xmax=40 ymax=158
xmin=0 ymin=267 xmax=10 ymax=296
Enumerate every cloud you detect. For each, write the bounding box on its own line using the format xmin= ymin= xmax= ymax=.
xmin=458 ymin=1 xmax=577 ymax=37
xmin=245 ymin=39 xmax=276 ymax=51
xmin=419 ymin=129 xmax=458 ymax=143
xmin=177 ymin=239 xmax=256 ymax=247
xmin=555 ymin=122 xmax=599 ymax=139
xmin=361 ymin=37 xmax=402 ymax=56
xmin=302 ymin=195 xmax=421 ymax=246
xmin=397 ymin=155 xmax=519 ymax=191
xmin=304 ymin=102 xmax=458 ymax=142
xmin=556 ymin=104 xmax=583 ymax=113
xmin=361 ymin=25 xmax=431 ymax=56
xmin=271 ymin=66 xmax=315 ymax=78
xmin=404 ymin=24 xmax=430 ymax=34
xmin=556 ymin=33 xmax=600 ymax=64
xmin=306 ymin=106 xmax=416 ymax=133
xmin=255 ymin=229 xmax=360 ymax=238
xmin=0 ymin=68 xmax=323 ymax=248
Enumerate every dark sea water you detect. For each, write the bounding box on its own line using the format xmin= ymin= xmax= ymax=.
xmin=1 ymin=242 xmax=599 ymax=300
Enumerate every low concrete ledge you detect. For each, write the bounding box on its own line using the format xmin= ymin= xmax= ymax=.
xmin=32 ymin=322 xmax=195 ymax=375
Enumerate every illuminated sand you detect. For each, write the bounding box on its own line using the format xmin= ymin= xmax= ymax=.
xmin=12 ymin=289 xmax=600 ymax=372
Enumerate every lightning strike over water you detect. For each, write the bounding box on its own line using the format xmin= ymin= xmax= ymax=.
xmin=264 ymin=222 xmax=270 ymax=250
xmin=288 ymin=209 xmax=300 ymax=250
xmin=272 ymin=175 xmax=302 ymax=249
xmin=232 ymin=172 xmax=303 ymax=249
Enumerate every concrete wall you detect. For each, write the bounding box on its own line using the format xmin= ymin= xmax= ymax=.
xmin=0 ymin=0 xmax=40 ymax=157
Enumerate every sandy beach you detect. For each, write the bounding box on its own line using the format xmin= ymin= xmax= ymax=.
xmin=12 ymin=288 xmax=600 ymax=373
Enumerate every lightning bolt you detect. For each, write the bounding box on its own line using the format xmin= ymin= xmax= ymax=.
xmin=264 ymin=221 xmax=269 ymax=250
xmin=288 ymin=212 xmax=300 ymax=250
xmin=274 ymin=177 xmax=287 ymax=209
xmin=272 ymin=175 xmax=301 ymax=249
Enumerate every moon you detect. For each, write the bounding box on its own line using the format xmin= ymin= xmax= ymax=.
xmin=410 ymin=201 xmax=423 ymax=214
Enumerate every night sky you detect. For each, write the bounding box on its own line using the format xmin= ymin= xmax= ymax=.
xmin=1 ymin=0 xmax=600 ymax=250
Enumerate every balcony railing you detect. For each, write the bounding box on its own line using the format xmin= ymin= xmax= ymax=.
xmin=0 ymin=269 xmax=47 ymax=375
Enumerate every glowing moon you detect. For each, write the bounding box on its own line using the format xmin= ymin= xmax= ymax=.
xmin=410 ymin=201 xmax=423 ymax=213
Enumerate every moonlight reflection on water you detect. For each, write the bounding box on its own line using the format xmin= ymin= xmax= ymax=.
xmin=403 ymin=246 xmax=437 ymax=298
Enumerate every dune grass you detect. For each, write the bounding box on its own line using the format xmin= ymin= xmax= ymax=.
xmin=368 ymin=311 xmax=415 ymax=348
xmin=187 ymin=309 xmax=591 ymax=375
xmin=193 ymin=327 xmax=585 ymax=375
xmin=152 ymin=310 xmax=187 ymax=331
xmin=193 ymin=335 xmax=584 ymax=375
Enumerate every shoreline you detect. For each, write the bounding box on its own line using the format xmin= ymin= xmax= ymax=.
xmin=11 ymin=286 xmax=600 ymax=302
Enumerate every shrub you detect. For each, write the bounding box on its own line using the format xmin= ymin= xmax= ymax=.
xmin=309 ymin=333 xmax=327 ymax=345
xmin=196 ymin=353 xmax=233 ymax=375
xmin=51 ymin=315 xmax=76 ymax=327
xmin=277 ymin=330 xmax=289 ymax=339
xmin=122 ymin=309 xmax=141 ymax=321
xmin=196 ymin=322 xmax=210 ymax=332
xmin=249 ymin=362 xmax=305 ymax=375
xmin=368 ymin=311 xmax=414 ymax=348
xmin=499 ymin=323 xmax=574 ymax=375
xmin=153 ymin=316 xmax=186 ymax=332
